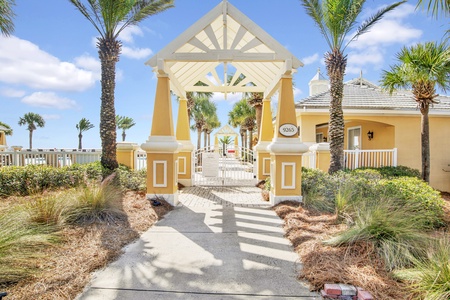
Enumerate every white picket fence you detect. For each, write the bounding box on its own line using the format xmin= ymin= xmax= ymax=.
xmin=0 ymin=149 xmax=101 ymax=168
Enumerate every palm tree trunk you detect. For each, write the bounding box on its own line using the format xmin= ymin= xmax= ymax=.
xmin=78 ymin=133 xmax=83 ymax=150
xmin=421 ymin=106 xmax=430 ymax=183
xmin=326 ymin=48 xmax=347 ymax=173
xmin=248 ymin=127 xmax=253 ymax=151
xmin=29 ymin=130 xmax=33 ymax=149
xmin=122 ymin=131 xmax=126 ymax=142
xmin=98 ymin=38 xmax=120 ymax=171
xmin=197 ymin=127 xmax=202 ymax=165
xmin=203 ymin=131 xmax=207 ymax=148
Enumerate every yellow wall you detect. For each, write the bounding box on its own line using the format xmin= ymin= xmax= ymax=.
xmin=177 ymin=151 xmax=192 ymax=180
xmin=0 ymin=132 xmax=5 ymax=146
xmin=270 ymin=154 xmax=302 ymax=196
xmin=297 ymin=111 xmax=450 ymax=192
xmin=146 ymin=153 xmax=178 ymax=195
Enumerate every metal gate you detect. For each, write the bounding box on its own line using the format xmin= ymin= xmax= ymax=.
xmin=193 ymin=146 xmax=256 ymax=186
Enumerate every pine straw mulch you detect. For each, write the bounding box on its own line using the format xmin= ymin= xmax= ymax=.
xmin=273 ymin=202 xmax=407 ymax=299
xmin=3 ymin=191 xmax=173 ymax=300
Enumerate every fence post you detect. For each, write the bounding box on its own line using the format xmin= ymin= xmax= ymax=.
xmin=393 ymin=148 xmax=398 ymax=167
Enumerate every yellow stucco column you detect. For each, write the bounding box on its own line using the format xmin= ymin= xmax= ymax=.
xmin=268 ymin=76 xmax=308 ymax=205
xmin=117 ymin=142 xmax=139 ymax=169
xmin=141 ymin=74 xmax=181 ymax=206
xmin=176 ymin=97 xmax=194 ymax=187
xmin=255 ymin=98 xmax=273 ymax=181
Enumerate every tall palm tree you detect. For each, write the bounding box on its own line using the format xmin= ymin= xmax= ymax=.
xmin=116 ymin=115 xmax=136 ymax=142
xmin=18 ymin=112 xmax=45 ymax=149
xmin=76 ymin=118 xmax=94 ymax=150
xmin=191 ymin=97 xmax=217 ymax=151
xmin=69 ymin=0 xmax=174 ymax=170
xmin=0 ymin=121 xmax=13 ymax=136
xmin=0 ymin=0 xmax=15 ymax=36
xmin=300 ymin=0 xmax=405 ymax=173
xmin=380 ymin=41 xmax=450 ymax=183
xmin=228 ymin=99 xmax=256 ymax=150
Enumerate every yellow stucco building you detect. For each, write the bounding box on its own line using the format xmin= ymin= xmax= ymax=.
xmin=296 ymin=70 xmax=450 ymax=192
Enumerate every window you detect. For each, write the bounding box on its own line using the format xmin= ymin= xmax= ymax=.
xmin=347 ymin=127 xmax=361 ymax=150
xmin=316 ymin=133 xmax=323 ymax=143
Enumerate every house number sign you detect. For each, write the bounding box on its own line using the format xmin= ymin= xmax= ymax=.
xmin=279 ymin=123 xmax=298 ymax=137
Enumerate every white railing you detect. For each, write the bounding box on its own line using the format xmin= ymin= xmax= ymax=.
xmin=0 ymin=149 xmax=101 ymax=168
xmin=134 ymin=150 xmax=147 ymax=171
xmin=344 ymin=148 xmax=397 ymax=169
xmin=301 ymin=151 xmax=316 ymax=169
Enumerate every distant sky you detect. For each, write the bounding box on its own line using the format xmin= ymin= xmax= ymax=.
xmin=0 ymin=0 xmax=447 ymax=149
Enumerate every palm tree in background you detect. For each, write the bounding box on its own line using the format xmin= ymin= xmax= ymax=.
xmin=203 ymin=113 xmax=220 ymax=148
xmin=380 ymin=41 xmax=450 ymax=183
xmin=0 ymin=0 xmax=15 ymax=36
xmin=228 ymin=99 xmax=256 ymax=150
xmin=300 ymin=0 xmax=405 ymax=173
xmin=0 ymin=121 xmax=13 ymax=136
xmin=18 ymin=112 xmax=45 ymax=149
xmin=191 ymin=97 xmax=217 ymax=151
xmin=76 ymin=118 xmax=94 ymax=150
xmin=68 ymin=0 xmax=174 ymax=170
xmin=116 ymin=115 xmax=136 ymax=142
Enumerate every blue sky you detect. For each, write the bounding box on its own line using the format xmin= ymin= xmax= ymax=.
xmin=0 ymin=0 xmax=447 ymax=149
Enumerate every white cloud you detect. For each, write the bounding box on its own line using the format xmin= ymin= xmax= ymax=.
xmin=118 ymin=25 xmax=144 ymax=44
xmin=301 ymin=53 xmax=320 ymax=65
xmin=0 ymin=87 xmax=26 ymax=98
xmin=42 ymin=114 xmax=61 ymax=120
xmin=21 ymin=92 xmax=77 ymax=110
xmin=211 ymin=92 xmax=242 ymax=103
xmin=121 ymin=46 xmax=153 ymax=59
xmin=74 ymin=54 xmax=101 ymax=80
xmin=0 ymin=36 xmax=96 ymax=92
xmin=293 ymin=87 xmax=302 ymax=97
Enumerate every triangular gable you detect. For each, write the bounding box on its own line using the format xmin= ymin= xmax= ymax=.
xmin=146 ymin=0 xmax=302 ymax=99
xmin=215 ymin=124 xmax=238 ymax=136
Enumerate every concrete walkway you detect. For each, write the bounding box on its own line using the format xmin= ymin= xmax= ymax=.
xmin=77 ymin=187 xmax=320 ymax=299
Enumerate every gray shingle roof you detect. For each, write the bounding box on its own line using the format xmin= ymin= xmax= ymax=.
xmin=296 ymin=77 xmax=450 ymax=112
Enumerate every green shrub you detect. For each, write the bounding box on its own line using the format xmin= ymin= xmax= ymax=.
xmin=264 ymin=176 xmax=271 ymax=191
xmin=352 ymin=166 xmax=421 ymax=179
xmin=115 ymin=167 xmax=146 ymax=191
xmin=301 ymin=168 xmax=337 ymax=212
xmin=22 ymin=193 xmax=67 ymax=226
xmin=377 ymin=177 xmax=444 ymax=227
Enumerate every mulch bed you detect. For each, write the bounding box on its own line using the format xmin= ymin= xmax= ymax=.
xmin=2 ymin=191 xmax=172 ymax=300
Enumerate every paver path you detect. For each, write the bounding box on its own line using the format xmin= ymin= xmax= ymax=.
xmin=77 ymin=187 xmax=319 ymax=299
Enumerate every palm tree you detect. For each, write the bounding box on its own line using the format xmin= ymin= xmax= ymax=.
xmin=416 ymin=0 xmax=449 ymax=17
xmin=219 ymin=136 xmax=233 ymax=156
xmin=191 ymin=97 xmax=217 ymax=151
xmin=228 ymin=99 xmax=256 ymax=150
xmin=0 ymin=0 xmax=15 ymax=36
xmin=300 ymin=0 xmax=405 ymax=173
xmin=18 ymin=112 xmax=45 ymax=149
xmin=203 ymin=113 xmax=220 ymax=148
xmin=76 ymin=118 xmax=94 ymax=150
xmin=69 ymin=0 xmax=174 ymax=170
xmin=0 ymin=121 xmax=13 ymax=136
xmin=116 ymin=115 xmax=136 ymax=142
xmin=380 ymin=41 xmax=450 ymax=183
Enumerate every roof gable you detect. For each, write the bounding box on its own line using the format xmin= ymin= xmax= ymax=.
xmin=146 ymin=0 xmax=302 ymax=99
xmin=215 ymin=124 xmax=238 ymax=135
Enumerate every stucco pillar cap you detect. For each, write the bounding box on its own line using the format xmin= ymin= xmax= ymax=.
xmin=178 ymin=140 xmax=195 ymax=152
xmin=254 ymin=141 xmax=271 ymax=152
xmin=268 ymin=137 xmax=309 ymax=154
xmin=116 ymin=142 xmax=139 ymax=151
xmin=141 ymin=136 xmax=181 ymax=153
xmin=309 ymin=142 xmax=330 ymax=152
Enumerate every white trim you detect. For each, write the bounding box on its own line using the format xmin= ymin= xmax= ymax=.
xmin=281 ymin=162 xmax=296 ymax=189
xmin=153 ymin=160 xmax=167 ymax=188
xmin=263 ymin=158 xmax=271 ymax=175
xmin=297 ymin=108 xmax=450 ymax=117
xmin=178 ymin=156 xmax=186 ymax=175
xmin=270 ymin=193 xmax=302 ymax=205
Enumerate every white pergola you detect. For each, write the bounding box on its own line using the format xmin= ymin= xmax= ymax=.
xmin=146 ymin=0 xmax=303 ymax=99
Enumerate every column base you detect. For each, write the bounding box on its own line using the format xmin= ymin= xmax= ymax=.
xmin=270 ymin=193 xmax=303 ymax=205
xmin=178 ymin=178 xmax=193 ymax=187
xmin=147 ymin=192 xmax=179 ymax=206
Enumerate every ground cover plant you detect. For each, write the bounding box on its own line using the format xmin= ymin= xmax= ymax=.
xmin=0 ymin=163 xmax=171 ymax=299
xmin=273 ymin=167 xmax=449 ymax=299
